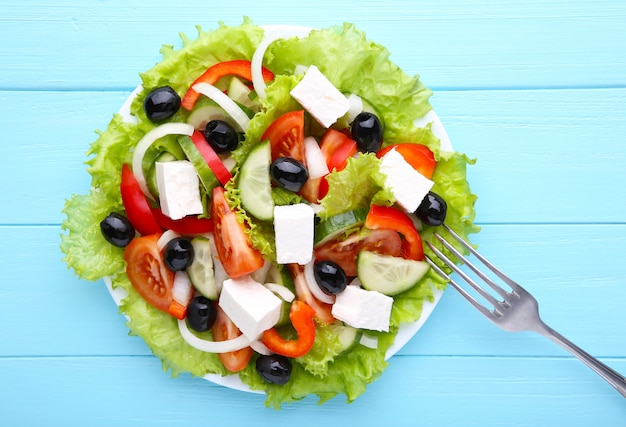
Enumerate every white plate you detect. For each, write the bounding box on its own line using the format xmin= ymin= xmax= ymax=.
xmin=108 ymin=25 xmax=452 ymax=393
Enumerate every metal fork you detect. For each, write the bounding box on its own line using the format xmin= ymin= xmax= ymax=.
xmin=425 ymin=224 xmax=626 ymax=398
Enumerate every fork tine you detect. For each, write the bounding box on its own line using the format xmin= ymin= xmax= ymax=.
xmin=425 ymin=250 xmax=495 ymax=319
xmin=425 ymin=240 xmax=502 ymax=309
xmin=433 ymin=230 xmax=509 ymax=300
xmin=442 ymin=224 xmax=523 ymax=293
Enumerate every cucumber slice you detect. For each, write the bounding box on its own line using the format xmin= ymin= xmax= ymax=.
xmin=328 ymin=322 xmax=361 ymax=355
xmin=187 ymin=236 xmax=217 ymax=299
xmin=228 ymin=77 xmax=261 ymax=112
xmin=357 ymin=250 xmax=430 ymax=296
xmin=314 ymin=208 xmax=369 ymax=246
xmin=178 ymin=135 xmax=219 ymax=193
xmin=146 ymin=152 xmax=177 ymax=199
xmin=238 ymin=140 xmax=274 ymax=221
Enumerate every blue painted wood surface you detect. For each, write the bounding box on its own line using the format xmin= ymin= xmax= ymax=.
xmin=1 ymin=0 xmax=625 ymax=425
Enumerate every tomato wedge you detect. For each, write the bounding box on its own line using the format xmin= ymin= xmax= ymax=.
xmin=365 ymin=204 xmax=424 ymax=260
xmin=150 ymin=208 xmax=214 ymax=234
xmin=377 ymin=143 xmax=437 ymax=179
xmin=124 ymin=234 xmax=179 ymax=316
xmin=181 ymin=60 xmax=274 ymax=111
xmin=261 ymin=300 xmax=316 ymax=358
xmin=313 ymin=228 xmax=402 ymax=276
xmin=190 ymin=131 xmax=233 ymax=185
xmin=212 ymin=306 xmax=253 ymax=372
xmin=289 ymin=263 xmax=335 ymax=324
xmin=320 ymin=129 xmax=357 ymax=172
xmin=261 ymin=110 xmax=306 ymax=163
xmin=211 ymin=186 xmax=264 ymax=278
xmin=120 ymin=164 xmax=162 ymax=236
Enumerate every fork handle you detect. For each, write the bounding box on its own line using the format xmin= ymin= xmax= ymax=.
xmin=536 ymin=322 xmax=626 ymax=397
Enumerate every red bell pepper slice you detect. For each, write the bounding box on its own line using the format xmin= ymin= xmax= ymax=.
xmin=150 ymin=208 xmax=214 ymax=234
xmin=261 ymin=300 xmax=317 ymax=358
xmin=120 ymin=164 xmax=162 ymax=236
xmin=181 ymin=60 xmax=275 ymax=111
xmin=365 ymin=204 xmax=424 ymax=260
xmin=190 ymin=131 xmax=233 ymax=185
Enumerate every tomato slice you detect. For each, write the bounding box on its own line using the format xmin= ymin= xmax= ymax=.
xmin=320 ymin=129 xmax=357 ymax=172
xmin=261 ymin=110 xmax=306 ymax=162
xmin=189 ymin=131 xmax=233 ymax=185
xmin=313 ymin=228 xmax=402 ymax=277
xmin=150 ymin=208 xmax=214 ymax=234
xmin=124 ymin=234 xmax=176 ymax=315
xmin=212 ymin=306 xmax=253 ymax=372
xmin=181 ymin=60 xmax=274 ymax=111
xmin=376 ymin=143 xmax=437 ymax=179
xmin=211 ymin=186 xmax=264 ymax=278
xmin=365 ymin=204 xmax=424 ymax=260
xmin=120 ymin=164 xmax=162 ymax=236
xmin=261 ymin=300 xmax=316 ymax=358
xmin=289 ymin=263 xmax=335 ymax=324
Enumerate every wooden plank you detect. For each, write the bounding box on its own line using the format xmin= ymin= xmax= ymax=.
xmin=4 ymin=224 xmax=625 ymax=358
xmin=0 ymin=355 xmax=624 ymax=425
xmin=0 ymin=0 xmax=624 ymax=90
xmin=2 ymin=88 xmax=624 ymax=225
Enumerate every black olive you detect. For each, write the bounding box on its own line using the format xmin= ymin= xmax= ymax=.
xmin=270 ymin=157 xmax=309 ymax=192
xmin=313 ymin=260 xmax=348 ymax=295
xmin=204 ymin=120 xmax=240 ymax=153
xmin=164 ymin=237 xmax=194 ymax=271
xmin=256 ymin=354 xmax=292 ymax=385
xmin=186 ymin=296 xmax=218 ymax=332
xmin=143 ymin=86 xmax=181 ymax=122
xmin=351 ymin=112 xmax=383 ymax=153
xmin=100 ymin=212 xmax=135 ymax=247
xmin=415 ymin=191 xmax=447 ymax=226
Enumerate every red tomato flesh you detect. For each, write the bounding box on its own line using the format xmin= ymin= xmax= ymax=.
xmin=212 ymin=306 xmax=253 ymax=372
xmin=211 ymin=186 xmax=264 ymax=278
xmin=124 ymin=234 xmax=176 ymax=314
xmin=261 ymin=110 xmax=306 ymax=163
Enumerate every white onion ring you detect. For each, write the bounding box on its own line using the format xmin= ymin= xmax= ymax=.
xmin=264 ymin=283 xmax=295 ymax=303
xmin=251 ymin=26 xmax=312 ymax=99
xmin=177 ymin=318 xmax=251 ymax=353
xmin=172 ymin=271 xmax=193 ymax=306
xmin=156 ymin=229 xmax=182 ymax=251
xmin=192 ymin=82 xmax=250 ymax=132
xmin=250 ymin=339 xmax=273 ymax=356
xmin=359 ymin=333 xmax=379 ymax=349
xmin=303 ymin=260 xmax=335 ymax=304
xmin=131 ymin=122 xmax=194 ymax=200
xmin=304 ymin=136 xmax=329 ymax=179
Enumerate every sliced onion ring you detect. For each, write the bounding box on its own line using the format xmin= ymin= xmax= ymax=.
xmin=131 ymin=122 xmax=194 ymax=200
xmin=303 ymin=260 xmax=335 ymax=304
xmin=177 ymin=318 xmax=252 ymax=353
xmin=192 ymin=82 xmax=250 ymax=132
xmin=359 ymin=333 xmax=379 ymax=349
xmin=157 ymin=229 xmax=182 ymax=251
xmin=251 ymin=26 xmax=312 ymax=99
xmin=265 ymin=282 xmax=295 ymax=303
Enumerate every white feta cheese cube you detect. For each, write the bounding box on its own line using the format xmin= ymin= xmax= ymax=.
xmin=219 ymin=276 xmax=283 ymax=340
xmin=290 ymin=65 xmax=350 ymax=128
xmin=380 ymin=149 xmax=434 ymax=213
xmin=331 ymin=286 xmax=393 ymax=332
xmin=155 ymin=160 xmax=204 ymax=220
xmin=273 ymin=203 xmax=315 ymax=265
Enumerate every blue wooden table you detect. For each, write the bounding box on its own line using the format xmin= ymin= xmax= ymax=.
xmin=1 ymin=1 xmax=625 ymax=425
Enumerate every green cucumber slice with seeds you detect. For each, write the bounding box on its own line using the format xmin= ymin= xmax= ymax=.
xmin=238 ymin=140 xmax=274 ymax=221
xmin=328 ymin=322 xmax=361 ymax=355
xmin=314 ymin=208 xmax=369 ymax=246
xmin=178 ymin=135 xmax=219 ymax=193
xmin=357 ymin=250 xmax=430 ymax=296
xmin=187 ymin=236 xmax=217 ymax=299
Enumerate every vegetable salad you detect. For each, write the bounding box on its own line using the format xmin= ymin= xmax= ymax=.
xmin=60 ymin=19 xmax=478 ymax=408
